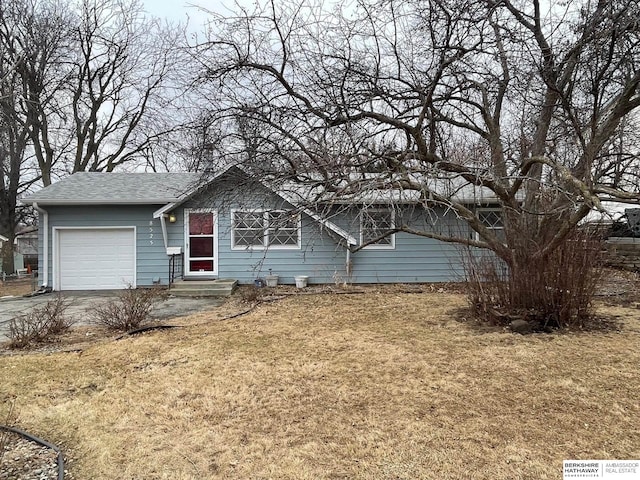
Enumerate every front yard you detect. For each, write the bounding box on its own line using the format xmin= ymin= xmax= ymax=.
xmin=1 ymin=288 xmax=639 ymax=479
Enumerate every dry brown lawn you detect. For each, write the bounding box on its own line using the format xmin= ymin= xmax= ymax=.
xmin=1 ymin=289 xmax=639 ymax=479
xmin=0 ymin=278 xmax=35 ymax=297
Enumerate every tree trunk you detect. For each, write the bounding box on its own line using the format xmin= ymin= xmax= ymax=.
xmin=0 ymin=198 xmax=16 ymax=274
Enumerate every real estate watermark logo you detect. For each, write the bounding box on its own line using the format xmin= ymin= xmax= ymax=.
xmin=563 ymin=460 xmax=640 ymax=479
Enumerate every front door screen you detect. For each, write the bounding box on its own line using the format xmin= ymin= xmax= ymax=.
xmin=188 ymin=212 xmax=215 ymax=272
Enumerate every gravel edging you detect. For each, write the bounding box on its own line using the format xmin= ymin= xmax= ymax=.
xmin=0 ymin=429 xmax=65 ymax=480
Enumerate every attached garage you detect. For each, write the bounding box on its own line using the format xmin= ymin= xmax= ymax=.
xmin=55 ymin=228 xmax=136 ymax=290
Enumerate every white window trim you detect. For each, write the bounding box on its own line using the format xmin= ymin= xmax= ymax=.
xmin=231 ymin=209 xmax=266 ymax=249
xmin=360 ymin=208 xmax=396 ymax=250
xmin=231 ymin=209 xmax=301 ymax=250
xmin=475 ymin=207 xmax=504 ymax=241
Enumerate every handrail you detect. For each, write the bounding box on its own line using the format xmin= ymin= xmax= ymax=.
xmin=168 ymin=253 xmax=184 ymax=288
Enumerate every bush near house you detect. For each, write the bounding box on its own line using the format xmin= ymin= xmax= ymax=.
xmin=8 ymin=296 xmax=73 ymax=348
xmin=91 ymin=286 xmax=167 ymax=331
xmin=464 ymin=229 xmax=604 ymax=330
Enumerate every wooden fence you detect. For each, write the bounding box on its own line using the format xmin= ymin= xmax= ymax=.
xmin=605 ymin=237 xmax=640 ymax=271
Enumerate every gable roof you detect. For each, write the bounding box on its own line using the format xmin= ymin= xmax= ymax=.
xmin=19 ymin=168 xmax=359 ymax=246
xmin=20 ymin=167 xmax=504 ymax=246
xmin=274 ymin=172 xmax=506 ymax=205
xmin=21 ymin=172 xmax=202 ymax=205
xmin=22 ymin=168 xmax=506 ymax=207
xmin=149 ymin=167 xmax=359 ymax=245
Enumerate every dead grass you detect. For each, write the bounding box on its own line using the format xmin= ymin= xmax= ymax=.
xmin=0 ymin=278 xmax=34 ymax=297
xmin=1 ymin=290 xmax=639 ymax=479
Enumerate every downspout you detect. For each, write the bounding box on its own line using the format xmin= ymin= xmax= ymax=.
xmin=159 ymin=214 xmax=168 ymax=251
xmin=346 ymin=247 xmax=352 ymax=278
xmin=345 ymin=235 xmax=357 ymax=280
xmin=32 ymin=202 xmax=48 ymax=287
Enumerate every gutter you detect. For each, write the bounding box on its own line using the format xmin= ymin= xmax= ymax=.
xmin=32 ymin=202 xmax=48 ymax=287
xmin=305 ymin=208 xmax=358 ymax=246
xmin=274 ymin=190 xmax=358 ymax=246
xmin=21 ymin=198 xmax=186 ymax=206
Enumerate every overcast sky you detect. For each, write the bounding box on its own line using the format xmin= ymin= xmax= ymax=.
xmin=142 ymin=0 xmax=203 ymax=19
xmin=141 ymin=0 xmax=247 ymax=27
xmin=141 ymin=0 xmax=216 ymax=31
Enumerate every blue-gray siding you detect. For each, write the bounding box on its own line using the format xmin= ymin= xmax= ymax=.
xmin=167 ymin=181 xmax=468 ymax=284
xmin=172 ymin=191 xmax=351 ymax=285
xmin=39 ymin=205 xmax=167 ymax=288
xmin=37 ymin=180 xmax=471 ymax=288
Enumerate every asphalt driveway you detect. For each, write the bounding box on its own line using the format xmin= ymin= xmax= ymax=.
xmin=0 ymin=291 xmax=225 ymax=343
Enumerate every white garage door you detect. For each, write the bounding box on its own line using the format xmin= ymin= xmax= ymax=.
xmin=57 ymin=228 xmax=135 ymax=290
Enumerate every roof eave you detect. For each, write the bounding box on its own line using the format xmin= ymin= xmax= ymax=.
xmin=153 ymin=203 xmax=177 ymax=218
xmin=20 ymin=199 xmax=184 ymax=206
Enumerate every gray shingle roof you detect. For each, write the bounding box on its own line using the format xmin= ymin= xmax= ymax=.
xmin=21 ymin=172 xmax=203 ymax=205
xmin=21 ymin=168 xmax=505 ymax=208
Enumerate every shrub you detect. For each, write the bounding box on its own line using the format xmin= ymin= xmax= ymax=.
xmin=92 ymin=286 xmax=166 ymax=331
xmin=463 ymin=229 xmax=604 ymax=330
xmin=8 ymin=295 xmax=73 ymax=348
xmin=238 ymin=285 xmax=265 ymax=304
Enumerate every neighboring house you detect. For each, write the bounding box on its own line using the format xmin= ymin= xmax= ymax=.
xmin=0 ymin=233 xmax=30 ymax=275
xmin=15 ymin=226 xmax=39 ymax=272
xmin=21 ymin=167 xmax=502 ymax=291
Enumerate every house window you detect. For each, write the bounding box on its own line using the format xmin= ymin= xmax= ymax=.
xmin=267 ymin=211 xmax=299 ymax=246
xmin=477 ymin=208 xmax=505 ymax=240
xmin=232 ymin=210 xmax=300 ymax=249
xmin=233 ymin=212 xmax=265 ymax=247
xmin=360 ymin=208 xmax=395 ymax=248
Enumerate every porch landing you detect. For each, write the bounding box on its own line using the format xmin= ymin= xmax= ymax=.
xmin=170 ymin=279 xmax=238 ymax=297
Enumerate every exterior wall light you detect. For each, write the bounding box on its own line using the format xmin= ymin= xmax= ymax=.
xmin=168 ymin=213 xmax=177 ymax=223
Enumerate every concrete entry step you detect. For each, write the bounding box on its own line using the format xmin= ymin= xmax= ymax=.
xmin=170 ymin=279 xmax=238 ymax=297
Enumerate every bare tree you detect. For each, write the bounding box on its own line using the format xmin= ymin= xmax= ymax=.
xmin=0 ymin=0 xmax=66 ymax=273
xmin=0 ymin=59 xmax=29 ymax=274
xmin=27 ymin=0 xmax=187 ymax=183
xmin=193 ymin=0 xmax=640 ymax=323
xmin=0 ymin=0 xmax=187 ymax=273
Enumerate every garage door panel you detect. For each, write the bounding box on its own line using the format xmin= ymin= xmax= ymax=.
xmin=57 ymin=229 xmax=135 ymax=290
